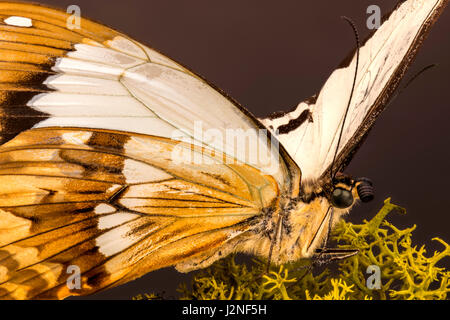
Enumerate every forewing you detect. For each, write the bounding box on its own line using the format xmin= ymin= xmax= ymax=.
xmin=260 ymin=0 xmax=447 ymax=181
xmin=0 ymin=2 xmax=295 ymax=186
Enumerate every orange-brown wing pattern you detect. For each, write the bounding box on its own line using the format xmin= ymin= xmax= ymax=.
xmin=0 ymin=127 xmax=279 ymax=299
xmin=0 ymin=1 xmax=190 ymax=144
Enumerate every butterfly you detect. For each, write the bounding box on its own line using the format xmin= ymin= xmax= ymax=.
xmin=0 ymin=0 xmax=446 ymax=299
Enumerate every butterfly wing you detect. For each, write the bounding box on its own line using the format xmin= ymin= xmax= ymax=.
xmin=0 ymin=2 xmax=295 ymax=185
xmin=0 ymin=127 xmax=281 ymax=299
xmin=260 ymin=0 xmax=448 ymax=181
xmin=0 ymin=3 xmax=300 ymax=299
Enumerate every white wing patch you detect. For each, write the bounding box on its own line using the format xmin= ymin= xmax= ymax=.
xmin=105 ymin=36 xmax=149 ymax=60
xmin=95 ymin=218 xmax=141 ymax=256
xmin=97 ymin=212 xmax=139 ymax=230
xmin=68 ymin=44 xmax=142 ymax=67
xmin=28 ymin=93 xmax=152 ymax=117
xmin=94 ymin=204 xmax=117 ymax=215
xmin=61 ymin=131 xmax=93 ymax=144
xmin=52 ymin=56 xmax=129 ymax=80
xmin=122 ymin=159 xmax=172 ymax=184
xmin=44 ymin=74 xmax=129 ymax=96
xmin=4 ymin=16 xmax=32 ymax=27
xmin=28 ymin=35 xmax=286 ymax=182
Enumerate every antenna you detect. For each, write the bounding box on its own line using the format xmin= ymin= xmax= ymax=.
xmin=329 ymin=17 xmax=360 ymax=181
xmin=386 ymin=64 xmax=437 ymax=108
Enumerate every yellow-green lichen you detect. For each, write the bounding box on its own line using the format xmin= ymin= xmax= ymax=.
xmin=134 ymin=198 xmax=449 ymax=300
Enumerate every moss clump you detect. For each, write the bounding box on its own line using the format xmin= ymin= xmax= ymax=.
xmin=135 ymin=198 xmax=449 ymax=300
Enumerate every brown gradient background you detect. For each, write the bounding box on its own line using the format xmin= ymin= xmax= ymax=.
xmin=23 ymin=0 xmax=450 ymax=299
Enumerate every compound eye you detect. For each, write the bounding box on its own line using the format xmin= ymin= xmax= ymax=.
xmin=331 ymin=188 xmax=354 ymax=208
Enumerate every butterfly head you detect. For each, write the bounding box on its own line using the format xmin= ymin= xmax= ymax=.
xmin=328 ymin=174 xmax=374 ymax=209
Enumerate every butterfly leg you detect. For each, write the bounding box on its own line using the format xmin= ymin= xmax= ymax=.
xmin=265 ymin=214 xmax=284 ymax=273
xmin=313 ymin=209 xmax=359 ymax=264
xmin=313 ymin=248 xmax=359 ymax=265
xmin=295 ymin=208 xmax=358 ymax=282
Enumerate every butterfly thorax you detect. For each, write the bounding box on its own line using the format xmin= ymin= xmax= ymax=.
xmin=237 ymin=176 xmax=362 ymax=264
